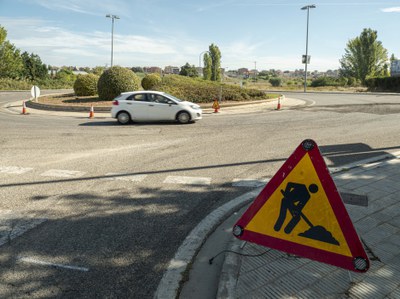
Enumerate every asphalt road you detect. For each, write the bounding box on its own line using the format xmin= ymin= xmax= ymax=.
xmin=0 ymin=90 xmax=399 ymax=298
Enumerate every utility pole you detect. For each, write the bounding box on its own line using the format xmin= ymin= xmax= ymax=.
xmin=301 ymin=5 xmax=316 ymax=93
xmin=106 ymin=14 xmax=120 ymax=67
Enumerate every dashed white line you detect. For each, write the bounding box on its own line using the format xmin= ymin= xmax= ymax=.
xmin=40 ymin=169 xmax=86 ymax=178
xmin=163 ymin=175 xmax=211 ymax=186
xmin=232 ymin=178 xmax=270 ymax=188
xmin=0 ymin=166 xmax=33 ymax=174
xmin=17 ymin=256 xmax=89 ymax=272
xmin=104 ymin=173 xmax=147 ymax=182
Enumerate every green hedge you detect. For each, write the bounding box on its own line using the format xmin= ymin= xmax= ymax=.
xmin=0 ymin=78 xmax=73 ymax=90
xmin=97 ymin=66 xmax=140 ymax=100
xmin=156 ymin=75 xmax=266 ymax=103
xmin=141 ymin=73 xmax=162 ymax=90
xmin=73 ymin=74 xmax=99 ymax=96
xmin=365 ymin=76 xmax=400 ymax=92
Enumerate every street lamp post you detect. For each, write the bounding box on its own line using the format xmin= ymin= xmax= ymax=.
xmin=106 ymin=14 xmax=120 ymax=67
xmin=301 ymin=4 xmax=315 ymax=93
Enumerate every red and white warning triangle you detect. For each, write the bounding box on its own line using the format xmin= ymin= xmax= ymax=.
xmin=233 ymin=139 xmax=369 ymax=272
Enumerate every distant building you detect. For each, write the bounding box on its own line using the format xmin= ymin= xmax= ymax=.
xmin=164 ymin=66 xmax=180 ymax=74
xmin=72 ymin=71 xmax=88 ymax=76
xmin=144 ymin=66 xmax=162 ymax=74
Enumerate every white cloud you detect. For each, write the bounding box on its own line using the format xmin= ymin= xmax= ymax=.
xmin=27 ymin=0 xmax=130 ymax=16
xmin=0 ymin=16 xmax=203 ymax=67
xmin=381 ymin=7 xmax=400 ymax=13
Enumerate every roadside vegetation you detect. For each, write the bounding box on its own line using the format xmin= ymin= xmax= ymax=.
xmin=1 ymin=24 xmax=398 ymax=95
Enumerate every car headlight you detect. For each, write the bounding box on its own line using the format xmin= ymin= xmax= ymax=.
xmin=190 ymin=105 xmax=200 ymax=110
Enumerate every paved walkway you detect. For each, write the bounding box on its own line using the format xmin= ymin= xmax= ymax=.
xmin=217 ymin=155 xmax=400 ymax=298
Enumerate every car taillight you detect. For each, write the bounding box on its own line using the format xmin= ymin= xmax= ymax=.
xmin=113 ymin=100 xmax=119 ymax=105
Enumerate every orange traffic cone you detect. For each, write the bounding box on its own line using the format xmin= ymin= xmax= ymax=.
xmin=21 ymin=101 xmax=27 ymax=115
xmin=276 ymin=97 xmax=281 ymax=110
xmin=89 ymin=105 xmax=94 ymax=118
xmin=212 ymin=99 xmax=220 ymax=113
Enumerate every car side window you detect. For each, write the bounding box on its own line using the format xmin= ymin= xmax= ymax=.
xmin=155 ymin=95 xmax=170 ymax=104
xmin=129 ymin=94 xmax=148 ymax=102
xmin=148 ymin=94 xmax=171 ymax=104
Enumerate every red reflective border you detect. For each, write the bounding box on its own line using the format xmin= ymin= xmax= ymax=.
xmin=234 ymin=139 xmax=369 ymax=272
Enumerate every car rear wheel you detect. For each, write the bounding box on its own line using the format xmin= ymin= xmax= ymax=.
xmin=117 ymin=111 xmax=131 ymax=125
xmin=177 ymin=111 xmax=191 ymax=124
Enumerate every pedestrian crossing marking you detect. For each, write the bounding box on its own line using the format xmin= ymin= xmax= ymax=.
xmin=163 ymin=176 xmax=211 ymax=185
xmin=40 ymin=169 xmax=85 ymax=178
xmin=0 ymin=166 xmax=33 ymax=174
xmin=104 ymin=173 xmax=147 ymax=182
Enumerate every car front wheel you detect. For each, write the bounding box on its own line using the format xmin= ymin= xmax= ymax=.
xmin=177 ymin=111 xmax=191 ymax=124
xmin=117 ymin=111 xmax=131 ymax=125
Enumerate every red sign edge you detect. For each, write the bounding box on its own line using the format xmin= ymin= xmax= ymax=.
xmin=233 ymin=139 xmax=370 ymax=272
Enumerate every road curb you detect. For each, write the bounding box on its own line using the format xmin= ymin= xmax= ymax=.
xmin=26 ymin=100 xmax=111 ymax=112
xmin=153 ymin=188 xmax=262 ymax=299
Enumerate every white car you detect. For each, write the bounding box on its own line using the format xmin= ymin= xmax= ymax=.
xmin=111 ymin=91 xmax=202 ymax=125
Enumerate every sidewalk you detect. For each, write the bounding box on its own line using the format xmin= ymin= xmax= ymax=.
xmin=217 ymin=155 xmax=400 ymax=298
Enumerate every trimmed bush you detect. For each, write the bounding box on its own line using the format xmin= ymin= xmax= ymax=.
xmin=154 ymin=75 xmax=267 ymax=103
xmin=141 ymin=73 xmax=162 ymax=90
xmin=269 ymin=77 xmax=282 ymax=87
xmin=97 ymin=66 xmax=140 ymax=100
xmin=73 ymin=74 xmax=98 ymax=96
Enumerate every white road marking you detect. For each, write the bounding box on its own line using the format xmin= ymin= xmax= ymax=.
xmin=104 ymin=173 xmax=147 ymax=182
xmin=17 ymin=256 xmax=89 ymax=272
xmin=0 ymin=166 xmax=33 ymax=174
xmin=163 ymin=176 xmax=211 ymax=186
xmin=0 ymin=210 xmax=47 ymax=247
xmin=232 ymin=178 xmax=270 ymax=188
xmin=40 ymin=169 xmax=85 ymax=178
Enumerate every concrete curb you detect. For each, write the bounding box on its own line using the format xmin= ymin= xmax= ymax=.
xmin=26 ymin=100 xmax=111 ymax=112
xmin=154 ymin=188 xmax=262 ymax=299
xmin=17 ymin=92 xmax=283 ymax=113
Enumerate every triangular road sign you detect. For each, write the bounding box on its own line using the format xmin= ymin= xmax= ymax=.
xmin=233 ymin=139 xmax=369 ymax=272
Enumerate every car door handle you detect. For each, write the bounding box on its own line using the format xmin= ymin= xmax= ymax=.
xmin=126 ymin=103 xmax=132 ymax=105
xmin=148 ymin=104 xmax=154 ymax=107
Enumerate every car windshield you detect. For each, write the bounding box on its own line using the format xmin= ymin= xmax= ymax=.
xmin=164 ymin=93 xmax=183 ymax=102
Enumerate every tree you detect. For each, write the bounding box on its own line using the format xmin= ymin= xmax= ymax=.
xmin=339 ymin=28 xmax=388 ymax=84
xmin=179 ymin=62 xmax=198 ymax=77
xmin=209 ymin=44 xmax=221 ymax=81
xmin=21 ymin=51 xmax=48 ymax=80
xmin=92 ymin=66 xmax=105 ymax=76
xmin=0 ymin=26 xmax=23 ymax=79
xmin=0 ymin=26 xmax=6 ymax=44
xmin=203 ymin=53 xmax=212 ymax=80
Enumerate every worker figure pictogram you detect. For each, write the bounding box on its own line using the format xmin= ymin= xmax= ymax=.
xmin=274 ymin=182 xmax=318 ymax=234
xmin=274 ymin=181 xmax=340 ymax=245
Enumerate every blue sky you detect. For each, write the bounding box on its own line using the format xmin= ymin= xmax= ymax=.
xmin=1 ymin=0 xmax=399 ymax=71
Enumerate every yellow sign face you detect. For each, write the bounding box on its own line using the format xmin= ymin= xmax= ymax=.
xmin=245 ymin=153 xmax=352 ymax=257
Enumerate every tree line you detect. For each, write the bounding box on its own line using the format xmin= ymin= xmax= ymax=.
xmin=0 ymin=23 xmax=397 ymax=90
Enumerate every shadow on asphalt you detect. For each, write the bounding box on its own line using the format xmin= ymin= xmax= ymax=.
xmin=320 ymin=143 xmax=400 ymax=166
xmin=79 ymin=121 xmax=192 ymax=127
xmin=0 ymin=183 xmax=243 ymax=298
